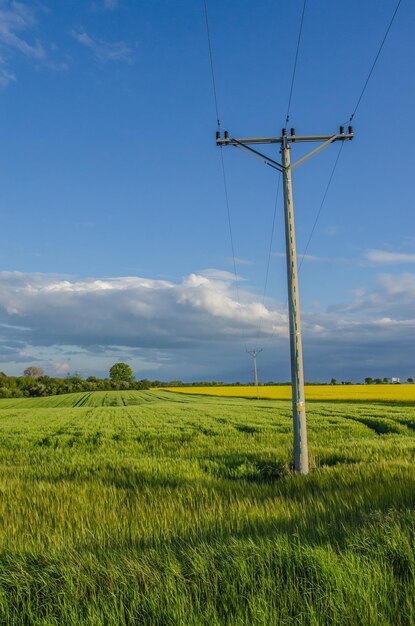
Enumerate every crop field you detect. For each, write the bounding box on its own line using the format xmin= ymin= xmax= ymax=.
xmin=0 ymin=390 xmax=414 ymax=625
xmin=164 ymin=383 xmax=415 ymax=402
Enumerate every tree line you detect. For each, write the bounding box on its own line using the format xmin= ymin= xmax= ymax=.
xmin=0 ymin=363 xmax=248 ymax=398
xmin=0 ymin=363 xmax=152 ymax=398
xmin=1 ymin=363 xmax=413 ymax=399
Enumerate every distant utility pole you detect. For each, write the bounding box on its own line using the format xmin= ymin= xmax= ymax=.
xmin=247 ymin=348 xmax=262 ymax=399
xmin=217 ymin=126 xmax=353 ymax=474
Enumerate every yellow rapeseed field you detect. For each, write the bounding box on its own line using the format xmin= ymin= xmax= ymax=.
xmin=164 ymin=384 xmax=415 ymax=402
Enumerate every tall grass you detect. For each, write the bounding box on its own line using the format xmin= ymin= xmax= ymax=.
xmin=0 ymin=391 xmax=414 ymax=624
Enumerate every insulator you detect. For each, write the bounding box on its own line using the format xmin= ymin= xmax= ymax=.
xmin=282 ymin=128 xmax=287 ymax=136
xmin=216 ymin=131 xmax=220 ymax=141
xmin=348 ymin=125 xmax=353 ymax=134
xmin=340 ymin=126 xmax=344 ymax=134
xmin=290 ymin=128 xmax=295 ymax=136
xmin=224 ymin=130 xmax=229 ymax=140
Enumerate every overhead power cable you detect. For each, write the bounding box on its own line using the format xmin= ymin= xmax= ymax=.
xmin=261 ymin=174 xmax=282 ymax=308
xmin=285 ymin=0 xmax=307 ymax=126
xmin=298 ymin=142 xmax=344 ymax=271
xmin=255 ymin=172 xmax=282 ymax=345
xmin=203 ymin=0 xmax=248 ymax=353
xmin=203 ymin=0 xmax=221 ymax=129
xmin=219 ymin=149 xmax=246 ymax=343
xmin=348 ymin=0 xmax=403 ymax=122
xmin=301 ymin=0 xmax=403 ymax=265
xmin=257 ymin=1 xmax=307 ymax=344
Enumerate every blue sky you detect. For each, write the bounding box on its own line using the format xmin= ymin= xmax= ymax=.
xmin=0 ymin=0 xmax=414 ymax=382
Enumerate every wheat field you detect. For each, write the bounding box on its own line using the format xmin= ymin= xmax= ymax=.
xmin=0 ymin=390 xmax=414 ymax=625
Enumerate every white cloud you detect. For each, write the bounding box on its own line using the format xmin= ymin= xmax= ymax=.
xmin=332 ymin=273 xmax=415 ymax=315
xmin=378 ymin=273 xmax=415 ymax=297
xmin=0 ymin=270 xmax=288 ymax=350
xmin=54 ymin=362 xmax=71 ymax=374
xmin=0 ymin=64 xmax=15 ymax=86
xmin=365 ymin=249 xmax=415 ymax=265
xmin=0 ymin=1 xmax=67 ymax=85
xmin=199 ymin=268 xmax=242 ymax=282
xmin=71 ymin=28 xmax=131 ymax=62
xmin=0 ymin=269 xmax=414 ymax=381
xmin=232 ymin=257 xmax=253 ymax=266
xmin=0 ymin=2 xmax=45 ymax=59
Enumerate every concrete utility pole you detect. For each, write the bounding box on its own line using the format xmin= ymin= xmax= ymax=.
xmin=247 ymin=348 xmax=262 ymax=399
xmin=216 ymin=126 xmax=353 ymax=474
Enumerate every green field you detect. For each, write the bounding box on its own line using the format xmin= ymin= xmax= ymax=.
xmin=0 ymin=390 xmax=414 ymax=625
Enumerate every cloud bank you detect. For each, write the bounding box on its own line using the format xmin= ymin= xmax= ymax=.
xmin=0 ymin=270 xmax=414 ymax=380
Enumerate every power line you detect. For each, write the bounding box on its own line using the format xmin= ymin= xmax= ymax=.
xmin=348 ymin=0 xmax=403 ymax=122
xmin=298 ymin=142 xmax=344 ymax=271
xmin=254 ymin=3 xmax=308 ymax=350
xmin=285 ymin=0 xmax=307 ymax=126
xmin=205 ymin=1 xmax=309 ymax=353
xmin=300 ymin=0 xmax=403 ymax=266
xmin=256 ymin=1 xmax=308 ymax=345
xmin=219 ymin=149 xmax=246 ymax=344
xmin=255 ymin=172 xmax=282 ymax=345
xmin=277 ymin=0 xmax=308 ymax=350
xmin=203 ymin=0 xmax=248 ymax=354
xmin=203 ymin=0 xmax=221 ymax=129
xmin=262 ymin=174 xmax=282 ymax=306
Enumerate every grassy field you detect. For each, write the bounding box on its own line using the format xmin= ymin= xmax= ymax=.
xmin=0 ymin=390 xmax=414 ymax=625
xmin=164 ymin=383 xmax=415 ymax=402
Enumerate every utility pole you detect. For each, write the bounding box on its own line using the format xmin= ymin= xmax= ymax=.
xmin=216 ymin=126 xmax=353 ymax=474
xmin=247 ymin=348 xmax=262 ymax=399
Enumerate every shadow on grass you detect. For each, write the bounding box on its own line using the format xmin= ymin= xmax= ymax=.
xmin=200 ymin=453 xmax=289 ymax=482
xmin=234 ymin=424 xmax=259 ymax=435
xmin=339 ymin=414 xmax=403 ymax=435
xmin=315 ymin=453 xmax=360 ymax=467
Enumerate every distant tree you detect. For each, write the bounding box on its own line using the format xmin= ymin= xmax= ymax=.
xmin=0 ymin=386 xmax=9 ymax=398
xmin=408 ymin=378 xmax=414 ymax=384
xmin=28 ymin=383 xmax=47 ymax=397
xmin=364 ymin=377 xmax=373 ymax=385
xmin=383 ymin=377 xmax=389 ymax=384
xmin=109 ymin=362 xmax=133 ymax=382
xmin=330 ymin=378 xmax=337 ymax=385
xmin=136 ymin=379 xmax=151 ymax=390
xmin=374 ymin=378 xmax=382 ymax=385
xmin=23 ymin=366 xmax=44 ymax=379
xmin=118 ymin=380 xmax=131 ymax=390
